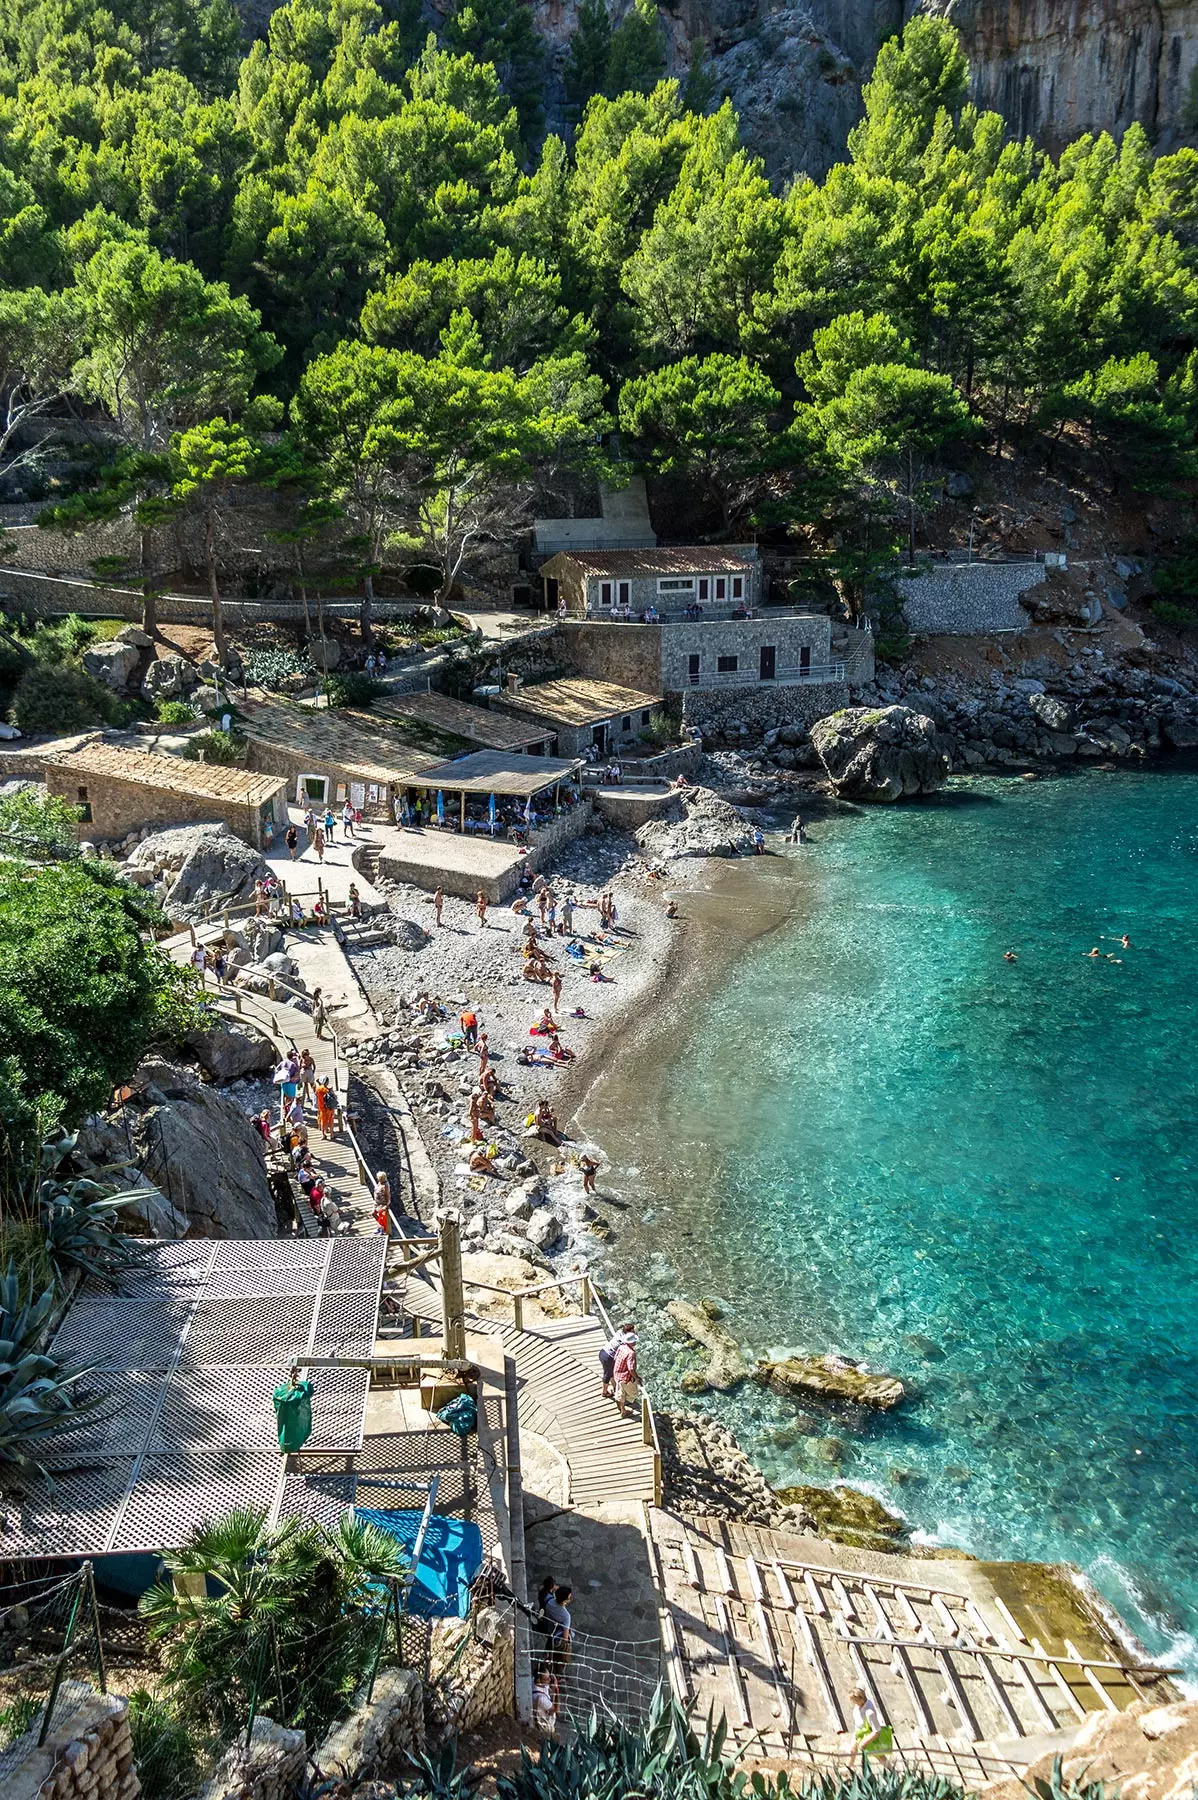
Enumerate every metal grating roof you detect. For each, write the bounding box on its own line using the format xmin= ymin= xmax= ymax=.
xmin=0 ymin=1239 xmax=386 ymax=1561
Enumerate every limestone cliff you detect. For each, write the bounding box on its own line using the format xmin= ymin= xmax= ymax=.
xmin=925 ymin=0 xmax=1198 ymax=154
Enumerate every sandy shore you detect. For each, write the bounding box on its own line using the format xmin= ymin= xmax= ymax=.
xmin=342 ymin=827 xmax=682 ymax=1266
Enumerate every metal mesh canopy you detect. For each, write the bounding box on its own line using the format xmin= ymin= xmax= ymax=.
xmin=0 ymin=1239 xmax=385 ymax=1560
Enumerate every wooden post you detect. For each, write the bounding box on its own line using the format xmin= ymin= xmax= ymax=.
xmin=512 ymin=1293 xmax=524 ymax=1333
xmin=642 ymin=1395 xmax=653 ymax=1447
xmin=189 ymin=924 xmax=197 ymax=946
xmin=437 ymin=1208 xmax=466 ymax=1359
xmin=460 ymin=790 xmax=466 ymax=833
xmin=580 ymin=1274 xmax=592 ymax=1315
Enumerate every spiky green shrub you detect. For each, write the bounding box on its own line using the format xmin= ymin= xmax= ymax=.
xmin=0 ymin=1261 xmax=101 ymax=1489
xmin=141 ymin=1507 xmax=409 ymax=1738
xmin=126 ymin=1690 xmax=204 ymax=1800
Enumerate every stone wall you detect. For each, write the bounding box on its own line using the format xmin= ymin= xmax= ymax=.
xmin=431 ymin=1607 xmax=516 ymax=1734
xmin=0 ymin=567 xmax=438 ymax=627
xmin=198 ymin=1716 xmax=306 ymax=1800
xmin=558 ymin=622 xmax=664 ymax=695
xmin=897 ymin=562 xmax=1045 ymax=635
xmin=312 ymin=1668 xmax=423 ymax=1778
xmin=525 ymin=797 xmax=593 ymax=871
xmin=659 ymin=615 xmax=832 ymax=691
xmin=44 ymin=766 xmax=279 ymax=850
xmin=4 ymin=523 xmax=140 ymax=575
xmin=4 ymin=1684 xmax=139 ymax=1800
xmin=681 ymin=680 xmax=849 ymax=736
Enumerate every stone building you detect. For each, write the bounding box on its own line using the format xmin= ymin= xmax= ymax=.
xmin=539 ymin=546 xmax=759 ymax=618
xmin=239 ymin=699 xmax=444 ymax=819
xmin=558 ymin=612 xmax=844 ymax=699
xmin=490 ymin=677 xmax=663 ymax=757
xmin=44 ymin=743 xmax=287 ymax=848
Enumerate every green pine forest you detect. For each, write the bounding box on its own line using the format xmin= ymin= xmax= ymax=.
xmin=3 ymin=0 xmax=1198 ymax=626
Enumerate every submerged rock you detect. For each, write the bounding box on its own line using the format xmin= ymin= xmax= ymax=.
xmin=811 ymin=705 xmax=949 ymax=801
xmin=772 ymin=1481 xmax=909 ymax=1553
xmin=666 ymin=1299 xmax=752 ymax=1390
xmin=755 ymin=1354 xmax=906 ymax=1410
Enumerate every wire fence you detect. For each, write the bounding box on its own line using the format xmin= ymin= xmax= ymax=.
xmin=527 ymin=1626 xmax=664 ymax=1735
xmin=0 ymin=1568 xmax=107 ymax=1778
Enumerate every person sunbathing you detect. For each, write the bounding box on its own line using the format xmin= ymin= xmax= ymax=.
xmin=534 ymin=1099 xmax=562 ymax=1144
xmin=531 ymin=1009 xmax=558 ymax=1035
xmin=549 ymin=1034 xmax=574 ymax=1063
xmin=468 ymin=1146 xmax=497 ymax=1175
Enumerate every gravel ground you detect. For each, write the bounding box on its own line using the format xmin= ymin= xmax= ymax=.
xmin=341 ymin=829 xmax=678 ymax=1272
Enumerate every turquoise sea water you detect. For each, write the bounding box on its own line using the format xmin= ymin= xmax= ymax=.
xmin=593 ymin=770 xmax=1198 ymax=1675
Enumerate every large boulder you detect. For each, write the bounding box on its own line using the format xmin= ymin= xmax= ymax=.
xmin=127 ymin=823 xmax=270 ymax=920
xmin=141 ymin=654 xmax=199 ymax=700
xmin=636 ymin=785 xmax=757 ymax=861
xmin=1028 ymin=691 xmax=1072 ymax=732
xmin=129 ymin=1058 xmax=277 ymax=1237
xmin=811 ymin=706 xmax=949 ymax=801
xmin=82 ymin=641 xmax=140 ymax=692
xmin=755 ymin=1353 xmax=906 ymax=1409
xmin=179 ymin=1018 xmax=277 ymax=1083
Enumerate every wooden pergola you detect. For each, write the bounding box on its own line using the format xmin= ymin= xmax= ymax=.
xmin=413 ymin=750 xmax=583 ymax=832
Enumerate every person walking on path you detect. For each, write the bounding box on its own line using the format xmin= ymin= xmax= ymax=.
xmin=375 ymin=1170 xmax=392 ymax=1219
xmin=323 ymin=806 xmax=336 ymax=842
xmin=311 ymin=987 xmax=328 ymax=1039
xmin=303 ymin=806 xmax=316 ymax=843
xmin=434 ymin=887 xmax=444 ymax=928
xmin=298 ymin=1048 xmax=316 ymax=1103
xmin=599 ymin=1321 xmax=635 ymax=1398
xmin=543 ymin=1585 xmax=573 ymax=1673
xmin=313 ymin=825 xmax=325 ymax=863
xmin=342 ymin=801 xmax=355 ymax=838
xmin=476 ymin=890 xmax=488 ymax=928
xmin=849 ymin=1688 xmax=892 ymax=1763
xmin=315 ymin=1079 xmax=336 ymax=1139
xmin=285 ymin=824 xmax=298 ymax=860
xmin=612 ymin=1333 xmax=639 ymax=1417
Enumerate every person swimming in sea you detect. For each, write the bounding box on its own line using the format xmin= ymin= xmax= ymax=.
xmin=1003 ymin=951 xmax=1018 ymax=963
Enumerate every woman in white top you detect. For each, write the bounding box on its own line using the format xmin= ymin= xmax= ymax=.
xmin=531 ymin=1667 xmax=558 ymax=1736
xmin=849 ymin=1686 xmax=892 ymax=1761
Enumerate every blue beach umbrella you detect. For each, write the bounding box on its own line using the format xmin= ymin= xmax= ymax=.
xmin=488 ymin=793 xmax=497 ymax=834
xmin=436 ymin=789 xmax=444 ymax=825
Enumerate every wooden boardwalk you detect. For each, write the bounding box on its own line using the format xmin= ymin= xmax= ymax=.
xmin=650 ymin=1510 xmax=1176 ymax=1775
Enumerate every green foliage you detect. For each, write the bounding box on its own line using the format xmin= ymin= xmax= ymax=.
xmin=141 ymin=1506 xmax=409 ymax=1736
xmin=619 ymin=353 xmax=779 ymax=529
xmin=1151 ymin=597 xmax=1197 ymax=627
xmin=563 ymin=0 xmax=610 ymax=116
xmin=0 ymin=787 xmax=82 ymax=858
xmin=326 ymin=671 xmax=383 ymax=708
xmin=0 ymin=1693 xmax=40 ymax=1750
xmin=445 ymin=0 xmax=544 ymax=146
xmin=605 ymin=0 xmax=665 ymax=99
xmin=0 ymin=1260 xmax=102 ymax=1491
xmin=155 ymin=697 xmax=197 ymax=723
xmin=181 ymin=727 xmax=242 ymax=763
xmin=9 ymin=662 xmax=121 ymax=733
xmin=241 ymin=646 xmax=314 ymax=688
xmin=0 ymin=859 xmax=191 ymax=1136
xmin=126 ymin=1690 xmax=204 ymax=1800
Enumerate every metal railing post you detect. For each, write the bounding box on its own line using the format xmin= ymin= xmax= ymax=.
xmin=37 ymin=1571 xmax=85 ymax=1746
xmin=84 ymin=1562 xmax=106 ymax=1695
xmin=512 ymin=1293 xmax=523 ymax=1332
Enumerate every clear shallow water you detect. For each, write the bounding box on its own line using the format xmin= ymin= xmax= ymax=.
xmin=592 ymin=771 xmax=1198 ymax=1674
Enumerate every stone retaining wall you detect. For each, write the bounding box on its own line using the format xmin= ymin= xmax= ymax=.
xmin=4 ymin=1683 xmax=139 ymax=1800
xmin=431 ymin=1607 xmax=516 ymax=1734
xmin=0 ymin=567 xmax=438 ymax=627
xmin=198 ymin=1717 xmax=306 ymax=1800
xmin=897 ymin=562 xmax=1044 ymax=634
xmin=312 ymin=1668 xmax=423 ymax=1777
xmin=681 ymin=680 xmax=848 ymax=737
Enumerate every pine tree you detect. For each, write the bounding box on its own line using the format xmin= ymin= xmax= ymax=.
xmin=563 ymin=0 xmax=611 ymax=116
xmin=444 ymin=0 xmax=546 ymax=144
xmin=605 ymin=0 xmax=665 ymax=98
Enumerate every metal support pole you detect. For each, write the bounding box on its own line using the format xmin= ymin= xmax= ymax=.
xmin=436 ymin=1208 xmax=467 ymax=1359
xmin=84 ymin=1562 xmax=106 ymax=1696
xmin=512 ymin=1293 xmax=523 ymax=1333
xmin=38 ymin=1573 xmax=85 ymax=1745
xmin=364 ymin=1580 xmax=395 ymax=1704
xmin=244 ymin=1636 xmax=269 ymax=1749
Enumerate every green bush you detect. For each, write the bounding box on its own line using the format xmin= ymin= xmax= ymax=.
xmin=155 ymin=698 xmax=196 ymax=725
xmin=326 ymin=671 xmax=382 ymax=708
xmin=9 ymin=663 xmax=118 ymax=733
xmin=0 ymin=1693 xmax=39 ymax=1750
xmin=127 ymin=1691 xmax=202 ymax=1800
xmin=1151 ymin=597 xmax=1196 ymax=627
xmin=181 ymin=729 xmax=242 ymax=765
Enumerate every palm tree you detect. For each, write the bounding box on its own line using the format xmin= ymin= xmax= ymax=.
xmin=140 ymin=1508 xmax=409 ymax=1733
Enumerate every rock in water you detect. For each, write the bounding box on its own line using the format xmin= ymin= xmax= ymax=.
xmin=755 ymin=1354 xmax=906 ymax=1409
xmin=666 ymin=1299 xmax=752 ymax=1390
xmin=810 ymin=706 xmax=949 ymax=801
xmin=772 ymin=1482 xmax=909 ymax=1553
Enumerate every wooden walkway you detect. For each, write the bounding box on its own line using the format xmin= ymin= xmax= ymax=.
xmin=650 ymin=1511 xmax=1176 ymax=1775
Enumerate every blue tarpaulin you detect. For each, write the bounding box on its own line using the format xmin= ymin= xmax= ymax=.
xmin=355 ymin=1509 xmax=483 ymax=1617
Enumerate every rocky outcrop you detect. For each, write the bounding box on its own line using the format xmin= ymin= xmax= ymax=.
xmin=128 ymin=1058 xmax=278 ymax=1237
xmin=756 ymin=1353 xmax=906 ymax=1409
xmin=179 ymin=1018 xmax=277 ymax=1082
xmin=635 ymin=784 xmax=757 ymax=860
xmin=82 ymin=641 xmax=140 ymax=692
xmin=659 ymin=1410 xmax=817 ymax=1530
xmin=811 ymin=705 xmax=949 ymax=800
xmin=666 ymin=1298 xmax=752 ymax=1390
xmin=127 ymin=823 xmax=270 ymax=920
xmin=773 ymin=1480 xmax=910 ymax=1552
xmin=980 ymin=1698 xmax=1198 ymax=1800
xmin=928 ymin=0 xmax=1198 ymax=157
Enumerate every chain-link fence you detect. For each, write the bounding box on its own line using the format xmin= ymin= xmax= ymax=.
xmin=0 ymin=1568 xmax=109 ymax=1780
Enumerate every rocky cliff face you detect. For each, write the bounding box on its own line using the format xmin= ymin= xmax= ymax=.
xmin=925 ymin=0 xmax=1198 ymax=153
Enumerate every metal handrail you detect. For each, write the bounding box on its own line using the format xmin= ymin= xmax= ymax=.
xmin=688 ymin=661 xmax=846 ymax=688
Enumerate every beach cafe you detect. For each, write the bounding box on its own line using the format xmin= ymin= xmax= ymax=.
xmin=400 ymin=750 xmax=584 ymax=841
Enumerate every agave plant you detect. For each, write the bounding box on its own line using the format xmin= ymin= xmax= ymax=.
xmin=0 ymin=1260 xmax=102 ymax=1489
xmin=35 ymin=1133 xmax=149 ymax=1287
